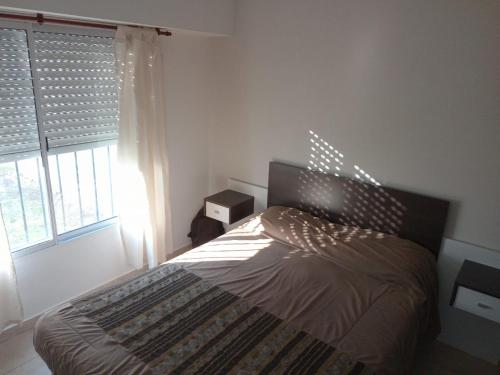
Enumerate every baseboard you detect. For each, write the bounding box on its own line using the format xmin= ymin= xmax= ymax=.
xmin=0 ymin=243 xmax=192 ymax=343
xmin=0 ymin=315 xmax=39 ymax=343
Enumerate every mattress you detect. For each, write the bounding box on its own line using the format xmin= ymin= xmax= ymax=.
xmin=34 ymin=206 xmax=439 ymax=374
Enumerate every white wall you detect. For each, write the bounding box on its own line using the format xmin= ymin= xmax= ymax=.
xmin=0 ymin=0 xmax=235 ymax=35
xmin=164 ymin=33 xmax=215 ymax=250
xmin=209 ymin=0 xmax=500 ymax=253
xmin=207 ymin=0 xmax=500 ymax=363
xmin=13 ymin=225 xmax=131 ymax=320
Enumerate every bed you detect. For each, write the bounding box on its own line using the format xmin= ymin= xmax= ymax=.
xmin=34 ymin=161 xmax=449 ymax=374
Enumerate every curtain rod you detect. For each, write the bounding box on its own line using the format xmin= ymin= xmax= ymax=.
xmin=0 ymin=11 xmax=172 ymax=36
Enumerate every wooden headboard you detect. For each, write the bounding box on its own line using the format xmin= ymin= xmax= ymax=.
xmin=267 ymin=161 xmax=449 ymax=257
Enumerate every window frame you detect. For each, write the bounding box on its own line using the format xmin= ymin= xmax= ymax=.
xmin=1 ymin=20 xmax=118 ymax=258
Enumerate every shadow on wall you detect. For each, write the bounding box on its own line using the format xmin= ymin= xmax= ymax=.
xmin=298 ymin=130 xmax=406 ymax=238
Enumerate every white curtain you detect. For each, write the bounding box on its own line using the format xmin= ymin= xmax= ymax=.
xmin=0 ymin=208 xmax=23 ymax=331
xmin=114 ymin=26 xmax=173 ymax=269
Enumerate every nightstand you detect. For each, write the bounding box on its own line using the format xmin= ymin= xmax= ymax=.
xmin=204 ymin=189 xmax=254 ymax=224
xmin=450 ymin=260 xmax=500 ymax=324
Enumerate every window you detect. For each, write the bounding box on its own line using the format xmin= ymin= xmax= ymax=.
xmin=0 ymin=23 xmax=118 ymax=253
xmin=48 ymin=145 xmax=117 ymax=235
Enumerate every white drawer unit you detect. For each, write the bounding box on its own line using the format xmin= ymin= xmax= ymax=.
xmin=451 ymin=260 xmax=500 ymax=324
xmin=454 ymin=287 xmax=500 ymax=324
xmin=205 ymin=201 xmax=230 ymax=223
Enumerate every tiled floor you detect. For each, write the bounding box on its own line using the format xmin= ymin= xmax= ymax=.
xmin=0 ymin=328 xmax=497 ymax=374
xmin=0 ymin=330 xmax=50 ymax=375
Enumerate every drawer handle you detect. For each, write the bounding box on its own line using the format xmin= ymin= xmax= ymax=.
xmin=214 ymin=210 xmax=220 ymax=214
xmin=477 ymin=302 xmax=492 ymax=309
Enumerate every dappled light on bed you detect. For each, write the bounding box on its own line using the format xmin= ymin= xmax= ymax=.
xmin=171 ymin=216 xmax=271 ymax=263
xmin=265 ymin=206 xmax=389 ymax=255
xmin=171 ymin=239 xmax=272 ymax=262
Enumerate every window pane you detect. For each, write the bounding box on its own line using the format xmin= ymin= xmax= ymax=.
xmin=48 ymin=144 xmax=117 ymax=234
xmin=18 ymin=158 xmax=49 ymax=242
xmin=0 ymin=28 xmax=51 ymax=251
xmin=109 ymin=144 xmax=118 ymax=215
xmin=48 ymin=155 xmax=65 ymax=231
xmin=0 ymin=155 xmax=52 ymax=250
xmin=76 ymin=149 xmax=97 ymax=225
xmin=94 ymin=146 xmax=113 ymax=220
xmin=56 ymin=152 xmax=81 ymax=232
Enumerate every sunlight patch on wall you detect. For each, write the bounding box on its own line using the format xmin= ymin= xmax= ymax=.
xmin=297 ymin=130 xmax=345 ymax=220
xmin=300 ymin=130 xmax=405 ymax=239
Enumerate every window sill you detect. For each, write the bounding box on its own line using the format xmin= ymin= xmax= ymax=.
xmin=11 ymin=217 xmax=118 ymax=259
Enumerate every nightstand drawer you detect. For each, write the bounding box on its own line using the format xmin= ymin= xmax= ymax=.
xmin=205 ymin=201 xmax=230 ymax=223
xmin=204 ymin=190 xmax=254 ymax=224
xmin=454 ymin=286 xmax=500 ymax=324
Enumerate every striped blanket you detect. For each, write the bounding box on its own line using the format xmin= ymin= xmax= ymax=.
xmin=73 ymin=264 xmax=372 ymax=374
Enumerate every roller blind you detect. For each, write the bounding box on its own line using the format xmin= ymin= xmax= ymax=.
xmin=33 ymin=31 xmax=118 ymax=150
xmin=0 ymin=28 xmax=40 ymax=158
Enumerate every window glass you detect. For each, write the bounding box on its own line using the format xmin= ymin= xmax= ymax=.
xmin=0 ymin=28 xmax=53 ymax=250
xmin=48 ymin=144 xmax=116 ymax=234
xmin=0 ymin=155 xmax=52 ymax=250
